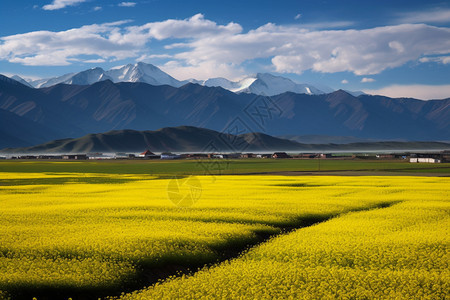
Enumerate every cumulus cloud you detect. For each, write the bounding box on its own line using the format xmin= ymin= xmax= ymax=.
xmin=118 ymin=2 xmax=136 ymax=7
xmin=0 ymin=21 xmax=138 ymax=66
xmin=269 ymin=24 xmax=450 ymax=75
xmin=136 ymin=13 xmax=242 ymax=40
xmin=364 ymin=84 xmax=450 ymax=100
xmin=0 ymin=14 xmax=242 ymax=69
xmin=361 ymin=77 xmax=375 ymax=83
xmin=341 ymin=79 xmax=349 ymax=84
xmin=1 ymin=14 xmax=450 ymax=79
xmin=43 ymin=0 xmax=87 ymax=10
xmin=294 ymin=14 xmax=302 ymax=20
xmin=172 ymin=22 xmax=450 ymax=76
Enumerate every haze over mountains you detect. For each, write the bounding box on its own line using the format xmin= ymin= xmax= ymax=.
xmin=1 ymin=72 xmax=449 ymax=150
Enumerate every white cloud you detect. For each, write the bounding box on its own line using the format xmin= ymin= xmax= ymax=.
xmin=84 ymin=58 xmax=106 ymax=63
xmin=419 ymin=56 xmax=450 ymax=64
xmin=172 ymin=22 xmax=450 ymax=76
xmin=294 ymin=14 xmax=302 ymax=20
xmin=118 ymin=2 xmax=136 ymax=7
xmin=139 ymin=13 xmax=242 ymax=40
xmin=0 ymin=15 xmax=241 ymax=68
xmin=361 ymin=77 xmax=375 ymax=83
xmin=138 ymin=54 xmax=173 ymax=61
xmin=0 ymin=21 xmax=138 ymax=66
xmin=397 ymin=9 xmax=450 ymax=24
xmin=341 ymin=79 xmax=349 ymax=84
xmin=364 ymin=84 xmax=450 ymax=100
xmin=93 ymin=6 xmax=102 ymax=11
xmin=1 ymin=14 xmax=450 ymax=80
xmin=43 ymin=0 xmax=87 ymax=10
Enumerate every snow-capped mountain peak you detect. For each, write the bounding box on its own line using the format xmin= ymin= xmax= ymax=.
xmin=106 ymin=62 xmax=183 ymax=87
xmin=201 ymin=73 xmax=325 ymax=96
xmin=25 ymin=63 xmax=184 ymax=88
xmin=21 ymin=62 xmax=331 ymax=96
xmin=203 ymin=77 xmax=241 ymax=90
xmin=231 ymin=77 xmax=257 ymax=93
xmin=240 ymin=73 xmax=324 ymax=96
xmin=66 ymin=67 xmax=112 ymax=85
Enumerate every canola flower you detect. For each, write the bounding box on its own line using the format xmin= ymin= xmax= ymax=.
xmin=118 ymin=176 xmax=450 ymax=299
xmin=0 ymin=171 xmax=448 ymax=298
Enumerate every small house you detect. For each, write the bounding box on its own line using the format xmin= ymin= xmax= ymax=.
xmin=139 ymin=150 xmax=159 ymax=159
xmin=410 ymin=153 xmax=444 ymax=163
xmin=410 ymin=157 xmax=441 ymax=163
xmin=139 ymin=150 xmax=155 ymax=157
xmin=272 ymin=152 xmax=290 ymax=159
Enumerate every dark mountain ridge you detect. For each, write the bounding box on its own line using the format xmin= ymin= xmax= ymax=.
xmin=1 ymin=126 xmax=448 ymax=154
xmin=0 ymin=74 xmax=449 ymax=149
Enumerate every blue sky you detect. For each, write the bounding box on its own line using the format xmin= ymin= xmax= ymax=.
xmin=1 ymin=0 xmax=450 ymax=99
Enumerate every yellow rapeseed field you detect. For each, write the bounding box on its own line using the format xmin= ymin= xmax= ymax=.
xmin=0 ymin=171 xmax=448 ymax=298
xmin=120 ymin=176 xmax=450 ymax=299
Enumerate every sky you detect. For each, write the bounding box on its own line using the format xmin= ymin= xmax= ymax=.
xmin=1 ymin=0 xmax=450 ymax=99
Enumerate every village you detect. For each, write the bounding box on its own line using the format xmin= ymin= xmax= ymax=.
xmin=1 ymin=149 xmax=449 ymax=163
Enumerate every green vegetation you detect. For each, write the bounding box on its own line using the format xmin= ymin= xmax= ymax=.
xmin=0 ymin=159 xmax=449 ymax=176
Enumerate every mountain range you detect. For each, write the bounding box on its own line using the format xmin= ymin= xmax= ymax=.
xmin=0 ymin=73 xmax=449 ymax=150
xmin=16 ymin=62 xmax=333 ymax=96
xmin=1 ymin=126 xmax=448 ymax=154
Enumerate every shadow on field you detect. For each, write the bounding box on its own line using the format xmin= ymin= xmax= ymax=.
xmin=5 ymin=201 xmax=399 ymax=300
xmin=0 ymin=175 xmax=186 ymax=187
xmin=0 ymin=177 xmax=140 ymax=186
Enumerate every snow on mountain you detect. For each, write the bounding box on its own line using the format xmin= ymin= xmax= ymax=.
xmin=22 ymin=62 xmax=331 ymax=96
xmin=27 ymin=63 xmax=184 ymax=88
xmin=202 ymin=73 xmax=325 ymax=96
xmin=67 ymin=67 xmax=113 ymax=85
xmin=182 ymin=78 xmax=203 ymax=85
xmin=10 ymin=75 xmax=33 ymax=88
xmin=233 ymin=77 xmax=258 ymax=92
xmin=29 ymin=68 xmax=112 ymax=88
xmin=203 ymin=77 xmax=244 ymax=90
xmin=106 ymin=62 xmax=183 ymax=87
xmin=240 ymin=73 xmax=325 ymax=96
xmin=30 ymin=72 xmax=76 ymax=88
